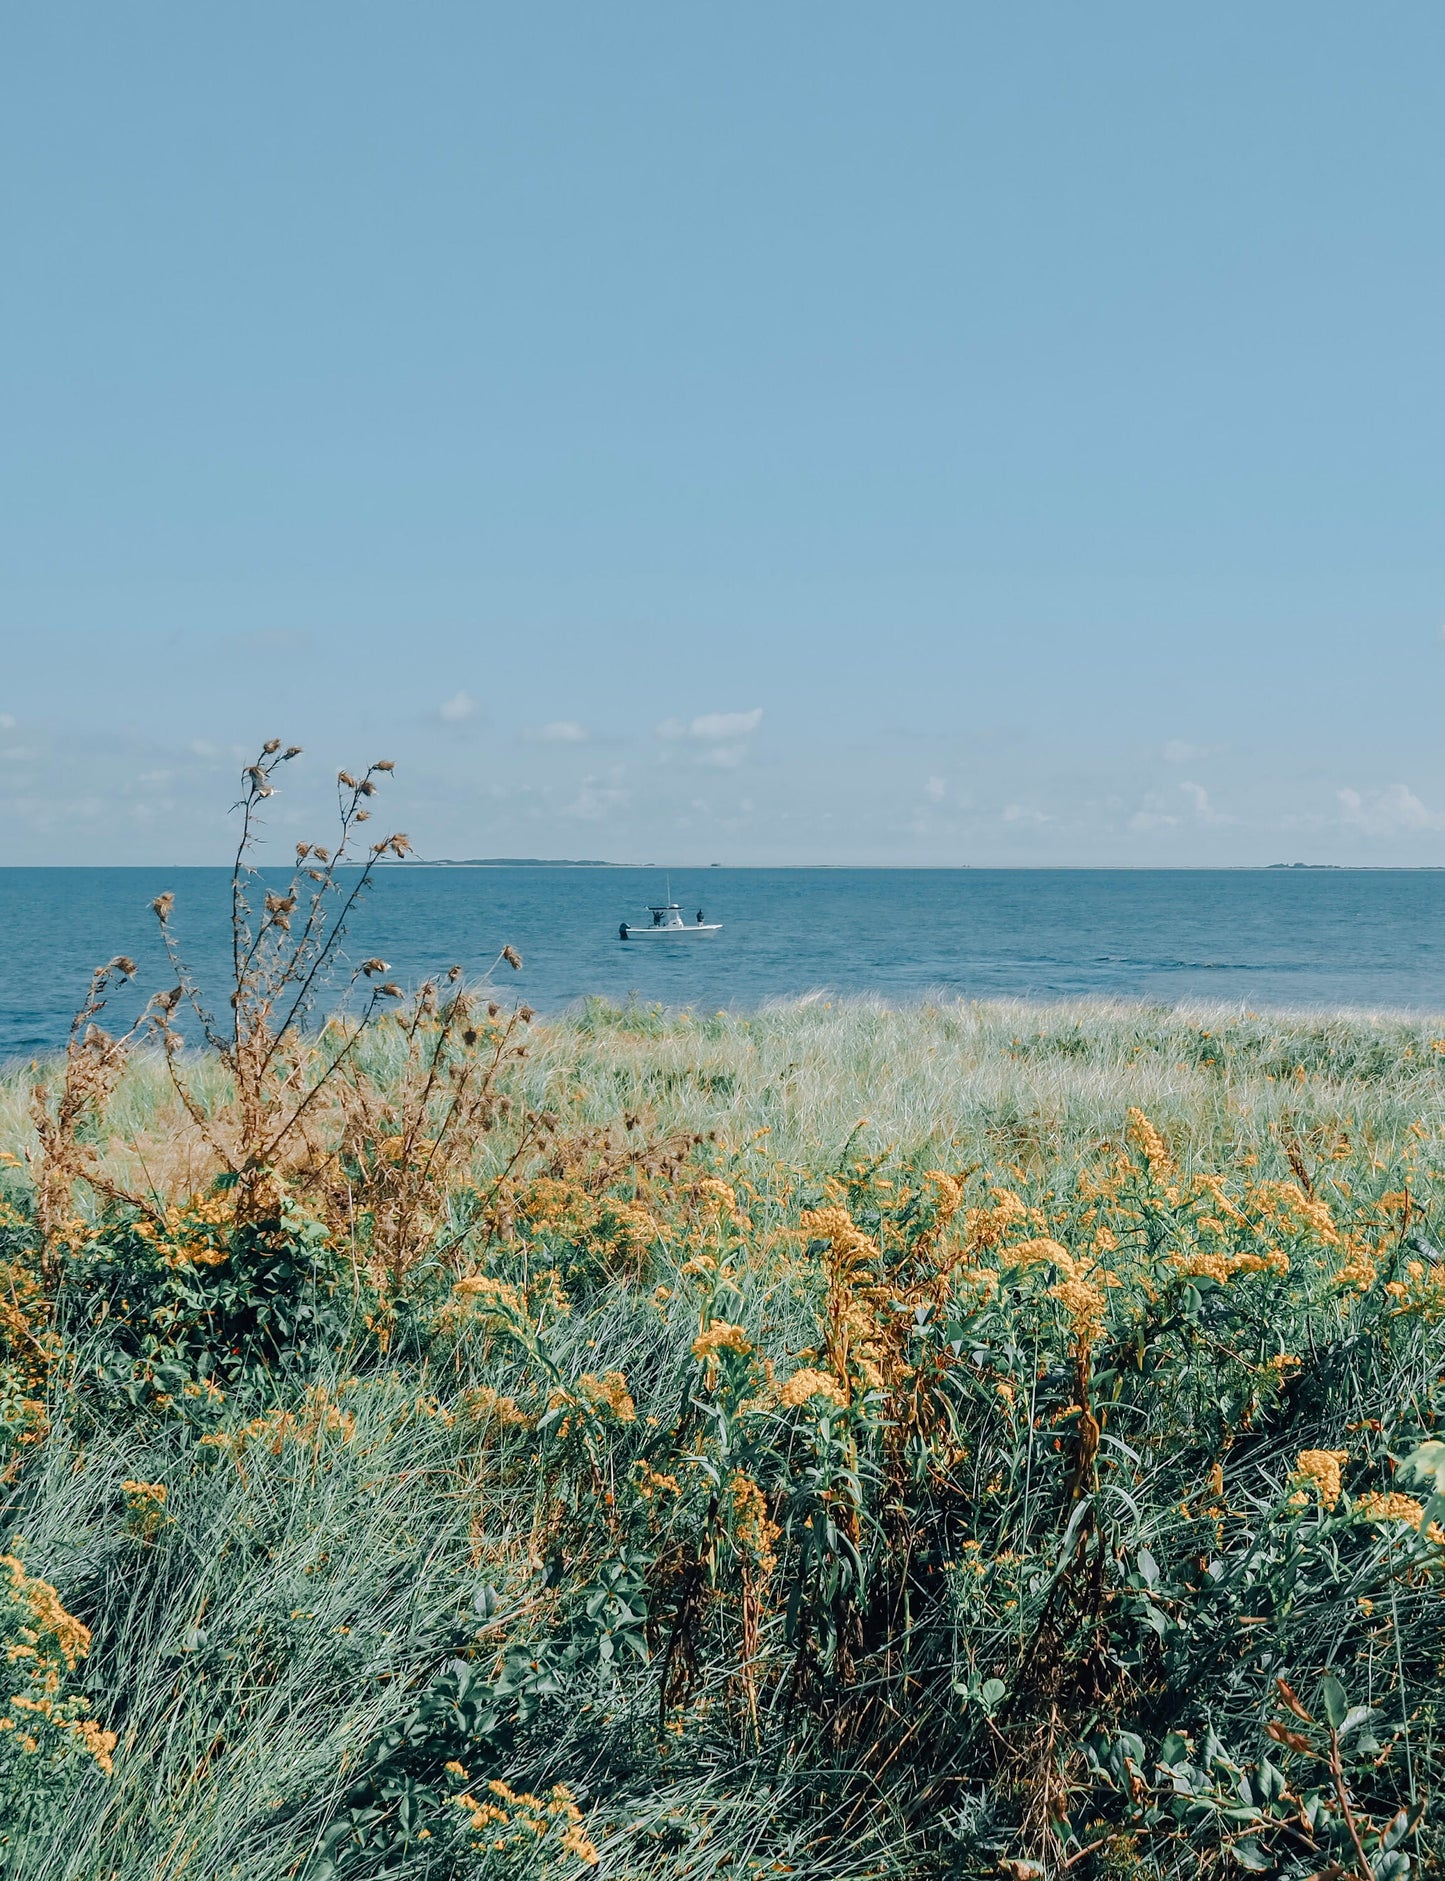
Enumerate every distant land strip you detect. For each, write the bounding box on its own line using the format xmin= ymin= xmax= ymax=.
xmin=377 ymin=856 xmax=622 ymax=867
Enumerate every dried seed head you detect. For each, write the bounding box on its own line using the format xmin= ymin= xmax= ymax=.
xmin=283 ymin=745 xmax=303 ymax=759
xmin=487 ymin=1002 xmax=500 ymax=1018
xmin=296 ymin=843 xmax=311 ymax=860
xmin=313 ymin=847 xmax=331 ymax=864
xmin=388 ymin=833 xmax=412 ymax=857
xmin=360 ymin=959 xmax=389 ymax=977
xmin=338 ymin=770 xmax=358 ymax=788
xmin=502 ymin=945 xmax=522 ymax=970
xmin=447 ymin=965 xmax=461 ymax=982
xmin=358 ymin=778 xmax=376 ymax=796
xmin=518 ymin=1005 xmax=535 ymax=1023
xmin=262 ymin=738 xmax=281 ymax=754
xmin=380 ymin=983 xmax=403 ymax=998
xmin=111 ymin=956 xmax=138 ymax=978
xmin=355 ymin=809 xmax=371 ymax=822
xmin=373 ymin=759 xmax=395 ymax=772
xmin=152 ymin=892 xmax=174 ymax=921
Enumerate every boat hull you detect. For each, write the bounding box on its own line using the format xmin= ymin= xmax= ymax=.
xmin=621 ymin=925 xmax=722 ymax=938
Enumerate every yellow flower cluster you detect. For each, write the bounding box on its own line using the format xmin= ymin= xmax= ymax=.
xmin=1292 ymin=1448 xmax=1349 ymax=1510
xmin=548 ymin=1371 xmax=636 ymax=1426
xmin=451 ymin=1273 xmax=525 ymax=1318
xmin=960 ymin=1188 xmax=1029 ymax=1253
xmin=449 ymin=1777 xmax=599 ymax=1866
xmin=199 ymin=1386 xmax=356 ymax=1461
xmin=1127 ymin=1107 xmax=1172 ymax=1175
xmin=0 ymin=1553 xmax=116 ymax=1775
xmin=915 ymin=1169 xmax=966 ymax=1262
xmin=800 ymin=1205 xmax=879 ymax=1265
xmin=1354 ymin=1491 xmax=1426 ymax=1527
xmin=1002 ymin=1237 xmax=1109 ymax=1341
xmin=691 ymin=1321 xmax=753 ymax=1366
xmin=121 ymin=1479 xmax=169 ymax=1540
xmin=1385 ymin=1258 xmax=1445 ymax=1320
xmin=1261 ymin=1182 xmax=1340 ymax=1246
xmin=1172 ymin=1247 xmax=1289 ymax=1285
xmin=632 ymin=1461 xmax=681 ymax=1500
xmin=460 ymin=1385 xmax=533 ymax=1430
xmin=729 ymin=1468 xmax=780 ymax=1575
xmin=777 ymin=1367 xmax=846 ymax=1410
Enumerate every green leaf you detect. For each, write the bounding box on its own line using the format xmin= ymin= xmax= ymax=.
xmin=1372 ymin=1852 xmax=1411 ymax=1880
xmin=1320 ymin=1676 xmax=1348 ymax=1731
xmin=980 ymin=1678 xmax=1007 ymax=1715
xmin=1400 ymin=1439 xmax=1445 ymax=1496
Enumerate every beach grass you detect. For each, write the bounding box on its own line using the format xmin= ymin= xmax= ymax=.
xmin=3 ymin=991 xmax=1445 ymax=1878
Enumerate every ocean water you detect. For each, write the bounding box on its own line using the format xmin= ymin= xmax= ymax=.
xmin=4 ymin=866 xmax=1445 ymax=1062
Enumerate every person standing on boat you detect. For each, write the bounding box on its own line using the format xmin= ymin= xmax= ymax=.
xmin=619 ymin=921 xmax=628 ymax=940
xmin=696 ymin=908 xmax=704 ymax=924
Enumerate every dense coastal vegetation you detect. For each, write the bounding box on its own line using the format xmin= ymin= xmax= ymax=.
xmin=2 ymin=755 xmax=1445 ymax=1879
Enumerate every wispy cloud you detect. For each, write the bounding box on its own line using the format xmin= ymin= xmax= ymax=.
xmin=923 ymin=776 xmax=946 ymax=802
xmin=538 ymin=720 xmax=588 ymax=743
xmin=439 ymin=691 xmax=475 ymax=723
xmin=658 ymin=707 xmax=763 ymax=742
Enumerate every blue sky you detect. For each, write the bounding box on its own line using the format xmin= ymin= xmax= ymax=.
xmin=2 ymin=3 xmax=1443 ymax=865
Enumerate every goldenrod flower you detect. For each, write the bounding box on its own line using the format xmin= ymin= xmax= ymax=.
xmin=1292 ymin=1449 xmax=1348 ymax=1510
xmin=691 ymin=1321 xmax=752 ymax=1364
xmin=778 ymin=1367 xmax=846 ymax=1410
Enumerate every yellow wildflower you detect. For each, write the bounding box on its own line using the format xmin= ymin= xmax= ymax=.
xmin=1354 ymin=1491 xmax=1425 ymax=1528
xmin=691 ymin=1321 xmax=753 ymax=1365
xmin=778 ymin=1367 xmax=846 ymax=1410
xmin=1292 ymin=1449 xmax=1348 ymax=1510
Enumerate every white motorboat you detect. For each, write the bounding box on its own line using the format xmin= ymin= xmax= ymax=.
xmin=620 ymin=898 xmax=721 ymax=939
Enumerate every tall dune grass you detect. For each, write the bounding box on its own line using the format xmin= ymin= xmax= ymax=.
xmin=4 ymin=749 xmax=1445 ymax=1879
xmin=4 ymin=994 xmax=1445 ymax=1878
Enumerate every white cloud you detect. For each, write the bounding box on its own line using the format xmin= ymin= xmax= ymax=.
xmin=1337 ymin=783 xmax=1444 ymax=836
xmin=1129 ymin=810 xmax=1178 ymax=831
xmin=1178 ymin=779 xmax=1233 ymax=824
xmin=659 ymin=707 xmax=763 ymax=742
xmin=439 ymin=691 xmax=475 ymax=723
xmin=690 ymin=707 xmax=762 ymax=740
xmin=924 ymin=776 xmax=946 ymax=802
xmin=539 ymin=720 xmax=588 ymax=743
xmin=1002 ymin=804 xmax=1051 ymax=825
xmin=0 ymin=714 xmax=15 ymax=731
